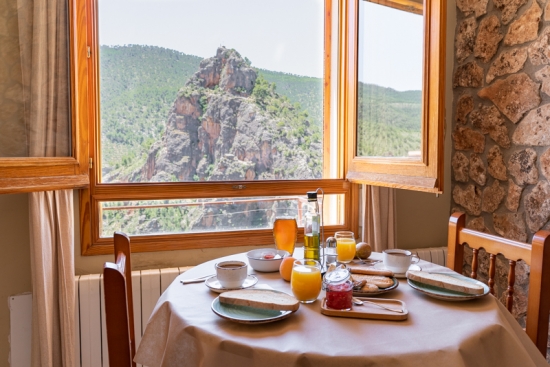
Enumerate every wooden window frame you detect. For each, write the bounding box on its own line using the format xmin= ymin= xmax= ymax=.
xmin=342 ymin=0 xmax=446 ymax=193
xmin=0 ymin=0 xmax=89 ymax=194
xmin=76 ymin=0 xmax=358 ymax=256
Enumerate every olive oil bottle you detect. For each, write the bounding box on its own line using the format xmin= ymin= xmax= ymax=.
xmin=304 ymin=191 xmax=320 ymax=262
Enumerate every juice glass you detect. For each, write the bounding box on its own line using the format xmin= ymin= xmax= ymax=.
xmin=335 ymin=231 xmax=356 ymax=264
xmin=273 ymin=217 xmax=298 ymax=255
xmin=291 ymin=260 xmax=322 ymax=303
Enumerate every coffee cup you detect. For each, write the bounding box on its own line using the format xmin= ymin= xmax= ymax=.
xmin=382 ymin=249 xmax=420 ymax=274
xmin=215 ymin=260 xmax=248 ymax=288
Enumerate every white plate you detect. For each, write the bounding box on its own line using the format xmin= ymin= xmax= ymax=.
xmin=407 ymin=272 xmax=490 ymax=301
xmin=373 ymin=262 xmax=421 ymax=278
xmin=211 ymin=290 xmax=296 ymax=324
xmin=205 ymin=275 xmax=258 ymax=293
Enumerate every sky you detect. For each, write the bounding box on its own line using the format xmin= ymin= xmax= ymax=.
xmin=358 ymin=1 xmax=424 ymax=91
xmin=98 ymin=0 xmax=423 ymax=90
xmin=98 ymin=0 xmax=324 ymax=78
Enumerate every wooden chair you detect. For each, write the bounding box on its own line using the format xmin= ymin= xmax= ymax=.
xmin=448 ymin=212 xmax=550 ymax=356
xmin=104 ymin=232 xmax=136 ymax=367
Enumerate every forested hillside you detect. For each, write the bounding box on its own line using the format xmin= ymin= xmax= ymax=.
xmin=356 ymin=83 xmax=422 ymax=157
xmin=99 ymin=45 xmax=324 ymax=177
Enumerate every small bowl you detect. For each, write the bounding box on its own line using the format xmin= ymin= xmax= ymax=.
xmin=246 ymin=248 xmax=290 ymax=272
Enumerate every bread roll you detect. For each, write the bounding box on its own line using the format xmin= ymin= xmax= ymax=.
xmin=219 ymin=289 xmax=300 ymax=311
xmin=407 ymin=270 xmax=484 ymax=295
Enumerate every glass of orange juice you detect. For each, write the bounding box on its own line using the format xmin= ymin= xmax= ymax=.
xmin=291 ymin=260 xmax=322 ymax=303
xmin=335 ymin=231 xmax=356 ymax=264
xmin=273 ymin=217 xmax=298 ymax=255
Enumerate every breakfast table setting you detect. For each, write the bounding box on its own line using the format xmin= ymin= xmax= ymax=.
xmin=134 ymin=240 xmax=548 ymax=367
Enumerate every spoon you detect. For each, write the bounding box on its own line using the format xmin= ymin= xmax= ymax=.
xmin=352 ymin=297 xmax=403 ymax=313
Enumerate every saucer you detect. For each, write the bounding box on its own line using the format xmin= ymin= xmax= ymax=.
xmin=205 ymin=275 xmax=258 ymax=293
xmin=373 ymin=263 xmax=421 ymax=278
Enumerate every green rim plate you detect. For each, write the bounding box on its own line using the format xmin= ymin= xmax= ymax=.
xmin=211 ymin=290 xmax=296 ymax=324
xmin=407 ymin=272 xmax=490 ymax=301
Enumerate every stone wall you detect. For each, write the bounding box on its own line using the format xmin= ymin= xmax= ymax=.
xmin=0 ymin=0 xmax=27 ymax=157
xmin=452 ymin=0 xmax=550 ymax=356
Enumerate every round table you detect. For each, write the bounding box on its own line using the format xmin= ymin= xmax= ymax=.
xmin=134 ymin=249 xmax=546 ymax=367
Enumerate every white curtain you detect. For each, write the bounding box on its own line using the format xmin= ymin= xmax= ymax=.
xmin=18 ymin=0 xmax=75 ymax=365
xmin=362 ymin=185 xmax=396 ymax=252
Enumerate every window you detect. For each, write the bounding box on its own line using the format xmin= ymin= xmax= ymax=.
xmin=343 ymin=0 xmax=446 ymax=193
xmin=73 ymin=0 xmax=444 ymax=255
xmin=77 ymin=0 xmax=355 ymax=255
xmin=0 ymin=0 xmax=88 ymax=194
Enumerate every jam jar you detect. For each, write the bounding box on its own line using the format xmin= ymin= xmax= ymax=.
xmin=324 ymin=267 xmax=353 ymax=310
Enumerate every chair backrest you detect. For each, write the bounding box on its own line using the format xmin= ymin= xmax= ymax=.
xmin=103 ymin=232 xmax=136 ymax=367
xmin=448 ymin=212 xmax=550 ymax=356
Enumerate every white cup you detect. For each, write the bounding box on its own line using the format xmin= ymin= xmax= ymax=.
xmin=215 ymin=260 xmax=248 ymax=288
xmin=383 ymin=249 xmax=420 ymax=274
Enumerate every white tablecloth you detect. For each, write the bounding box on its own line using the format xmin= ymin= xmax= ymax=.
xmin=135 ymin=250 xmax=548 ymax=367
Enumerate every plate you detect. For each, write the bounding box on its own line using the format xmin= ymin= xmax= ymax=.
xmin=205 ymin=275 xmax=258 ymax=293
xmin=374 ymin=263 xmax=422 ymax=278
xmin=352 ymin=276 xmax=399 ymax=297
xmin=211 ymin=291 xmax=296 ymax=324
xmin=407 ymin=272 xmax=490 ymax=301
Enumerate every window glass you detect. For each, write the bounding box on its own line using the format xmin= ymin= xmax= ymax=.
xmin=100 ymin=194 xmax=344 ymax=237
xmin=98 ymin=0 xmax=328 ymax=183
xmin=356 ymin=0 xmax=423 ymax=159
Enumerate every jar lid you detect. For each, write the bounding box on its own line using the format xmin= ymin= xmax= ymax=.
xmin=324 ymin=268 xmax=350 ymax=283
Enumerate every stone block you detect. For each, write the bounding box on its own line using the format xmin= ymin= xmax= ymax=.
xmin=453 ymin=184 xmax=482 ymax=215
xmin=488 ymin=146 xmax=508 ymax=181
xmin=478 ymin=73 xmax=541 ymax=123
xmin=528 ymin=27 xmax=550 ymax=66
xmin=475 ymin=15 xmax=503 ymax=63
xmin=493 ymin=0 xmax=528 ymax=24
xmin=453 ymin=62 xmax=484 ymax=88
xmin=470 ymin=104 xmax=510 ymax=148
xmin=541 ymin=148 xmax=550 ymax=181
xmin=453 ymin=127 xmax=485 ymax=153
xmin=456 ymin=93 xmax=474 ymax=125
xmin=452 ymin=152 xmax=470 ymax=182
xmin=467 ymin=216 xmax=490 ymax=232
xmin=486 ymin=47 xmax=528 ymax=83
xmin=493 ymin=213 xmax=528 ymax=242
xmin=508 ymin=148 xmax=538 ymax=185
xmin=534 ymin=65 xmax=550 ymax=97
xmin=470 ymin=153 xmax=487 ymax=186
xmin=457 ymin=0 xmax=489 ymax=17
xmin=456 ymin=17 xmax=478 ymax=63
xmin=504 ymin=1 xmax=542 ymax=46
xmin=482 ymin=180 xmax=506 ymax=212
xmin=525 ymin=180 xmax=550 ymax=232
xmin=506 ymin=179 xmax=524 ymax=212
xmin=512 ymin=104 xmax=550 ymax=146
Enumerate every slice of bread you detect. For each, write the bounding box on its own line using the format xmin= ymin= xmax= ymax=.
xmin=350 ymin=274 xmax=394 ymax=288
xmin=219 ymin=289 xmax=300 ymax=311
xmin=348 ymin=266 xmax=394 ymax=277
xmin=407 ymin=270 xmax=484 ymax=295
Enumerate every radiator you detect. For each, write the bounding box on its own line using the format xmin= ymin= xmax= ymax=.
xmin=408 ymin=246 xmax=447 ymax=267
xmin=75 ymin=266 xmax=192 ymax=367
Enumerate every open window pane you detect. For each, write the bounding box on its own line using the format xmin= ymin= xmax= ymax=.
xmin=356 ymin=0 xmax=423 ymax=159
xmin=100 ymin=194 xmax=344 ymax=237
xmin=98 ymin=0 xmax=330 ymax=183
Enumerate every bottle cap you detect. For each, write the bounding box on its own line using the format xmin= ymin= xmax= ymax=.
xmin=307 ymin=191 xmax=317 ymax=201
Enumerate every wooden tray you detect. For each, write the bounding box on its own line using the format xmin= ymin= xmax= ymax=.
xmin=320 ymin=297 xmax=408 ymax=321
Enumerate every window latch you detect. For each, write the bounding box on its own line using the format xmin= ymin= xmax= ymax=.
xmin=232 ymin=185 xmax=246 ymax=190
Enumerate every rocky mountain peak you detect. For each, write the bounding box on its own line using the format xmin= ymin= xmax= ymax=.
xmin=186 ymin=46 xmax=257 ymax=96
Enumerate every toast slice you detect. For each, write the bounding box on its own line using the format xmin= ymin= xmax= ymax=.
xmin=348 ymin=266 xmax=394 ymax=277
xmin=219 ymin=289 xmax=300 ymax=312
xmin=407 ymin=270 xmax=484 ymax=295
xmin=350 ymin=274 xmax=394 ymax=288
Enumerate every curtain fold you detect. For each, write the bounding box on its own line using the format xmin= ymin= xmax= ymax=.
xmin=18 ymin=0 xmax=75 ymax=365
xmin=362 ymin=185 xmax=396 ymax=252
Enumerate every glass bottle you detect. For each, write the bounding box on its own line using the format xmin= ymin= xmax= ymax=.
xmin=304 ymin=191 xmax=320 ymax=261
